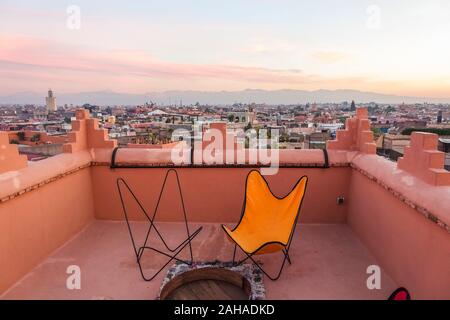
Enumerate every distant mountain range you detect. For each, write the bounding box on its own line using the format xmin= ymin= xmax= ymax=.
xmin=1 ymin=89 xmax=449 ymax=106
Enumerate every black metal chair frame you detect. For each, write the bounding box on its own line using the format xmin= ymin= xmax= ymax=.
xmin=230 ymin=226 xmax=297 ymax=281
xmin=225 ymin=170 xmax=308 ymax=281
xmin=117 ymin=169 xmax=202 ymax=281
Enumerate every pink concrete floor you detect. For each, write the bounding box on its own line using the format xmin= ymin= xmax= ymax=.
xmin=1 ymin=221 xmax=397 ymax=300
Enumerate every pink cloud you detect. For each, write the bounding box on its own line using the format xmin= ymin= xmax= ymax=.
xmin=0 ymin=34 xmax=315 ymax=85
xmin=2 ymin=33 xmax=446 ymax=98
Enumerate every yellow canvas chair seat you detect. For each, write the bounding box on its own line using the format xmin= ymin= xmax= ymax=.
xmin=222 ymin=170 xmax=308 ymax=280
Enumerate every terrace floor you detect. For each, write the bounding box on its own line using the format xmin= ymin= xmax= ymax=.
xmin=1 ymin=221 xmax=397 ymax=300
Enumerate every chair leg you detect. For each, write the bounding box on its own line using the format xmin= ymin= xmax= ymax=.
xmin=248 ymin=253 xmax=289 ymax=281
xmin=234 ymin=246 xmax=291 ymax=281
xmin=283 ymin=249 xmax=292 ymax=265
xmin=136 ymin=227 xmax=202 ymax=281
xmin=137 ymin=246 xmax=188 ymax=281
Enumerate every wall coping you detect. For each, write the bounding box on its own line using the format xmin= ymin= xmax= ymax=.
xmin=351 ymin=153 xmax=450 ymax=232
xmin=0 ymin=151 xmax=92 ymax=202
xmin=93 ymin=148 xmax=350 ymax=167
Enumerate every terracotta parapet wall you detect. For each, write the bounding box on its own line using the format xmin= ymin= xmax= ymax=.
xmin=351 ymin=153 xmax=450 ymax=232
xmin=90 ymin=147 xmax=449 ymax=232
xmin=0 ymin=151 xmax=92 ymax=202
xmin=63 ymin=109 xmax=117 ymax=153
xmin=0 ymin=162 xmax=95 ymax=295
xmin=0 ymin=132 xmax=28 ymax=174
xmin=348 ymin=156 xmax=450 ymax=299
xmin=327 ymin=108 xmax=376 ymax=154
xmin=92 ymin=166 xmax=351 ymax=223
xmin=397 ymin=132 xmax=450 ymax=186
xmin=1 ymin=134 xmax=448 ymax=233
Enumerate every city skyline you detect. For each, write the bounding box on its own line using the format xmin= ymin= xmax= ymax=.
xmin=1 ymin=0 xmax=450 ymax=98
xmin=3 ymin=88 xmax=450 ymax=106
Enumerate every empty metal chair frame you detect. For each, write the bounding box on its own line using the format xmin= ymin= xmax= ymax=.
xmin=117 ymin=169 xmax=202 ymax=281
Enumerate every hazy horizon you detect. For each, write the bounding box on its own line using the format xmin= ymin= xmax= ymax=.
xmin=1 ymin=1 xmax=450 ymax=98
xmin=2 ymin=88 xmax=450 ymax=106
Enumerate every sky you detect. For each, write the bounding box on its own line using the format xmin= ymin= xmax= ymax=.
xmin=1 ymin=0 xmax=450 ymax=97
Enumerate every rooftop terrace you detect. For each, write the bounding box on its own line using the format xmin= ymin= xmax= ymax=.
xmin=1 ymin=222 xmax=396 ymax=300
xmin=0 ymin=108 xmax=449 ymax=300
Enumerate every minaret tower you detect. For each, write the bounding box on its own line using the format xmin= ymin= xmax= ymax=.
xmin=46 ymin=89 xmax=57 ymax=112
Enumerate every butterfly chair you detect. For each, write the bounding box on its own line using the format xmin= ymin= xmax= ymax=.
xmin=222 ymin=170 xmax=308 ymax=281
xmin=117 ymin=169 xmax=202 ymax=281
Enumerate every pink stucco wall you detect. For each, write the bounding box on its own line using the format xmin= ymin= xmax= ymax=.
xmin=347 ymin=166 xmax=450 ymax=299
xmin=0 ymin=167 xmax=95 ymax=294
xmin=0 ymin=132 xmax=27 ymax=174
xmin=91 ymin=166 xmax=351 ymax=223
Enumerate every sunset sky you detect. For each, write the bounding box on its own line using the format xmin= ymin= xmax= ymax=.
xmin=1 ymin=0 xmax=450 ymax=97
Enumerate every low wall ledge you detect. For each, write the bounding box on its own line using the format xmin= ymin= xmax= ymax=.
xmin=0 ymin=151 xmax=92 ymax=201
xmin=351 ymin=154 xmax=450 ymax=234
